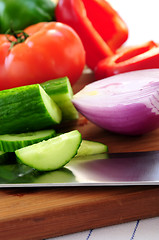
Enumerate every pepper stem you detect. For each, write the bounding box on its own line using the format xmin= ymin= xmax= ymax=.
xmin=5 ymin=28 xmax=29 ymax=49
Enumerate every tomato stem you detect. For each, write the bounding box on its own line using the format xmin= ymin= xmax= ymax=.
xmin=5 ymin=28 xmax=29 ymax=49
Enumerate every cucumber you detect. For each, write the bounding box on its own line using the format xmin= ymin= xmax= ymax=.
xmin=0 ymin=84 xmax=62 ymax=134
xmin=76 ymin=140 xmax=108 ymax=157
xmin=41 ymin=77 xmax=78 ymax=121
xmin=0 ymin=129 xmax=56 ymax=152
xmin=15 ymin=130 xmax=82 ymax=171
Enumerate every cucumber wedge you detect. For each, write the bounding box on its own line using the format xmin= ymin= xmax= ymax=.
xmin=0 ymin=129 xmax=56 ymax=152
xmin=41 ymin=77 xmax=78 ymax=121
xmin=0 ymin=84 xmax=62 ymax=134
xmin=76 ymin=140 xmax=108 ymax=157
xmin=15 ymin=130 xmax=82 ymax=171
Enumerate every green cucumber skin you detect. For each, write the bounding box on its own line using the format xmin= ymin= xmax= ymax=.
xmin=15 ymin=130 xmax=82 ymax=171
xmin=41 ymin=77 xmax=72 ymax=96
xmin=41 ymin=77 xmax=78 ymax=120
xmin=0 ymin=84 xmax=61 ymax=134
xmin=0 ymin=129 xmax=56 ymax=152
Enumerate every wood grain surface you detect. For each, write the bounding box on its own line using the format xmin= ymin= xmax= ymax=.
xmin=1 ymin=69 xmax=159 ymax=240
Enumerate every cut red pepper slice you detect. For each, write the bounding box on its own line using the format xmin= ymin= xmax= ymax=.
xmin=55 ymin=0 xmax=128 ymax=70
xmin=95 ymin=41 xmax=159 ymax=79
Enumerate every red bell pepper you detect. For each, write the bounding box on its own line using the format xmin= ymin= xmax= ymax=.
xmin=95 ymin=41 xmax=159 ymax=79
xmin=55 ymin=0 xmax=128 ymax=70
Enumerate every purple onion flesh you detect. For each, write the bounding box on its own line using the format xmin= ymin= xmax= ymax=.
xmin=72 ymin=69 xmax=159 ymax=135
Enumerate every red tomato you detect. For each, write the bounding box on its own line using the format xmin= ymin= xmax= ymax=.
xmin=0 ymin=22 xmax=85 ymax=90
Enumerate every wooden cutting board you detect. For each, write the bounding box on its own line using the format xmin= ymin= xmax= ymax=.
xmin=1 ymin=70 xmax=159 ymax=240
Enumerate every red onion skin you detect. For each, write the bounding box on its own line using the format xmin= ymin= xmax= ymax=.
xmin=73 ymin=101 xmax=159 ymax=135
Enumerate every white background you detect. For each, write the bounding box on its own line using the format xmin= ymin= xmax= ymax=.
xmin=108 ymin=0 xmax=159 ymax=46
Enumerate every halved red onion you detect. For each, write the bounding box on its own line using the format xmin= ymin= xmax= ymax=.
xmin=72 ymin=69 xmax=159 ymax=135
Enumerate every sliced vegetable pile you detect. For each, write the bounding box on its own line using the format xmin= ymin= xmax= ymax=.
xmin=0 ymin=0 xmax=159 ymax=175
xmin=0 ymin=77 xmax=107 ymax=172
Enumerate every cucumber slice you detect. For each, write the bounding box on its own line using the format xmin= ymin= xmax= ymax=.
xmin=41 ymin=77 xmax=78 ymax=121
xmin=0 ymin=129 xmax=56 ymax=152
xmin=0 ymin=84 xmax=62 ymax=134
xmin=15 ymin=130 xmax=82 ymax=171
xmin=76 ymin=140 xmax=108 ymax=157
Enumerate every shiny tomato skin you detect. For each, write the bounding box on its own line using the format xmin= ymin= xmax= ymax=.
xmin=0 ymin=22 xmax=85 ymax=90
